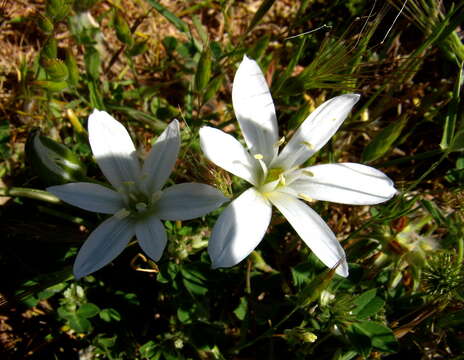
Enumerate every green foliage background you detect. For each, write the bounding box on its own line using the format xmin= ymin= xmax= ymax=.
xmin=1 ymin=0 xmax=464 ymax=359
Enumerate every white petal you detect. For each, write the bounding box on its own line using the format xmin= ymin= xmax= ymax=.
xmin=232 ymin=55 xmax=278 ymax=163
xmin=156 ymin=183 xmax=228 ymax=220
xmin=275 ymin=94 xmax=360 ymax=169
xmin=290 ymin=163 xmax=397 ymax=205
xmin=73 ymin=216 xmax=134 ymax=278
xmin=88 ymin=110 xmax=141 ymax=189
xmin=142 ymin=120 xmax=180 ymax=193
xmin=209 ymin=187 xmax=272 ymax=268
xmin=47 ymin=182 xmax=124 ymax=214
xmin=267 ymin=191 xmax=348 ymax=277
xmin=136 ymin=215 xmax=167 ymax=261
xmin=200 ymin=126 xmax=259 ymax=185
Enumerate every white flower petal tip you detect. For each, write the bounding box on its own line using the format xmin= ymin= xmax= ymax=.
xmin=333 ymin=257 xmax=349 ymax=278
xmin=88 ymin=109 xmax=141 ymax=189
xmin=208 ymin=188 xmax=272 ymax=268
xmin=73 ymin=216 xmax=134 ymax=279
xmin=276 ymin=94 xmax=361 ymax=169
xmin=142 ymin=119 xmax=181 ymax=193
xmin=232 ymin=55 xmax=278 ymax=162
xmin=267 ymin=191 xmax=348 ymax=277
xmin=136 ymin=215 xmax=167 ymax=262
xmin=290 ymin=163 xmax=397 ymax=205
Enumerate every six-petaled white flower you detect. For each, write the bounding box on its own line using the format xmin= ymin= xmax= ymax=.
xmin=48 ymin=110 xmax=227 ymax=279
xmin=200 ymin=55 xmax=397 ymax=277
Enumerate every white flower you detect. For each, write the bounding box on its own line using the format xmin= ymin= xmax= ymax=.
xmin=48 ymin=110 xmax=227 ymax=279
xmin=200 ymin=55 xmax=397 ymax=277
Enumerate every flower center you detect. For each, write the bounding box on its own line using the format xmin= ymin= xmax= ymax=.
xmin=265 ymin=167 xmax=284 ymax=183
xmin=118 ymin=186 xmax=163 ymax=219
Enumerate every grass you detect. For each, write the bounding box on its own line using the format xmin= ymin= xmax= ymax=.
xmin=0 ymin=0 xmax=464 ymax=359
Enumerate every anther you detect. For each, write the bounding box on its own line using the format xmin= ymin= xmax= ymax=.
xmin=300 ymin=141 xmax=314 ymax=150
xmin=151 ymin=190 xmax=162 ymax=202
xmin=136 ymin=202 xmax=148 ymax=212
xmin=274 ymin=136 xmax=285 ymax=147
xmin=298 ymin=193 xmax=314 ymax=202
xmin=115 ymin=208 xmax=131 ymax=219
xmin=302 ymin=170 xmax=315 ymax=177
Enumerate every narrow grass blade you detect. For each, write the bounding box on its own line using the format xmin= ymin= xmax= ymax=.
xmin=144 ymin=0 xmax=189 ymax=34
xmin=245 ymin=0 xmax=276 ymax=35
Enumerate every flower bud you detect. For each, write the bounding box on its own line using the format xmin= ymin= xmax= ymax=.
xmin=46 ymin=0 xmax=72 ymax=23
xmin=126 ymin=40 xmax=148 ymax=57
xmin=26 ymin=129 xmax=87 ymax=185
xmin=284 ymin=328 xmax=317 ymax=344
xmin=41 ymin=37 xmax=58 ymax=59
xmin=36 ymin=14 xmax=54 ymax=34
xmin=114 ymin=11 xmax=133 ymax=46
xmin=41 ymin=58 xmax=69 ymax=81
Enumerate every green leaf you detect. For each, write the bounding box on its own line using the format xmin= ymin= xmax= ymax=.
xmin=65 ymin=49 xmax=79 ymax=86
xmin=32 ymin=80 xmax=68 ymax=92
xmin=352 ymin=321 xmax=398 ymax=353
xmin=99 ymin=308 xmax=121 ymax=322
xmin=84 ymin=46 xmax=101 ymax=81
xmin=203 ymin=75 xmax=223 ymax=103
xmin=194 ymin=47 xmax=212 ymax=93
xmin=362 ymin=115 xmax=408 ymax=162
xmin=180 ymin=265 xmax=208 ymax=296
xmin=192 ymin=15 xmax=208 ymax=45
xmin=248 ymin=34 xmax=270 ymax=60
xmin=77 ymin=303 xmax=100 ymax=318
xmin=347 ymin=323 xmax=372 ymax=358
xmin=57 ymin=305 xmax=74 ymax=319
xmin=68 ymin=315 xmax=92 ymax=333
xmin=139 ymin=340 xmax=160 ymax=359
xmin=352 ymin=289 xmax=385 ymax=319
xmin=177 ymin=306 xmax=192 ymax=324
xmin=114 ymin=11 xmax=133 ymax=46
xmin=127 ymin=40 xmax=148 ymax=57
xmin=233 ymin=297 xmax=248 ymax=320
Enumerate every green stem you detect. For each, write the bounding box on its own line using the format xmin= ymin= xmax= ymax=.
xmin=405 ymin=152 xmax=449 ymax=193
xmin=231 ymin=306 xmax=299 ymax=354
xmin=457 ymin=235 xmax=464 ymax=264
xmin=0 ymin=187 xmax=60 ymax=203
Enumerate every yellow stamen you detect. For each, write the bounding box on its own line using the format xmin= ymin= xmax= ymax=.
xmin=274 ymin=136 xmax=285 ymax=147
xmin=300 ymin=141 xmax=314 ymax=150
xmin=302 ymin=170 xmax=315 ymax=177
xmin=254 ymin=154 xmax=264 ymax=160
xmin=298 ymin=193 xmax=314 ymax=202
